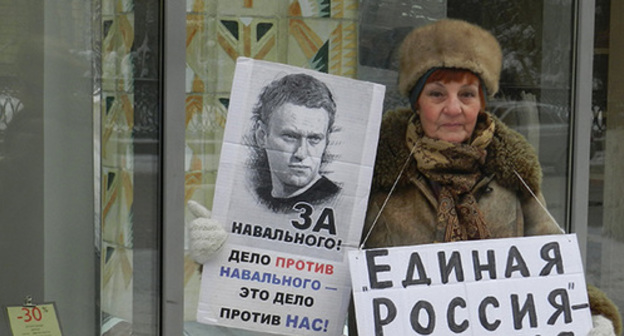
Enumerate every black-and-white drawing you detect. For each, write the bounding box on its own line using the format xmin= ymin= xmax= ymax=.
xmin=245 ymin=73 xmax=341 ymax=213
xmin=198 ymin=58 xmax=385 ymax=336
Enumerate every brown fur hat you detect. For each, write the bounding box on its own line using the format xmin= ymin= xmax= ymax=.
xmin=398 ymin=19 xmax=502 ymax=99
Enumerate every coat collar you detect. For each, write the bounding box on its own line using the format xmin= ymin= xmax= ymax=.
xmin=371 ymin=108 xmax=543 ymax=197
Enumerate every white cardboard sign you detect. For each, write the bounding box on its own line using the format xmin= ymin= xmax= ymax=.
xmin=349 ymin=234 xmax=592 ymax=335
xmin=196 ymin=57 xmax=386 ymax=335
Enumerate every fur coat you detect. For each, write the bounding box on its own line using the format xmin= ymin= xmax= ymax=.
xmin=357 ymin=108 xmax=622 ymax=335
xmin=362 ymin=107 xmax=563 ymax=248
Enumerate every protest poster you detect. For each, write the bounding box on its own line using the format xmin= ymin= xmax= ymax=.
xmin=349 ymin=234 xmax=592 ymax=336
xmin=196 ymin=57 xmax=386 ymax=335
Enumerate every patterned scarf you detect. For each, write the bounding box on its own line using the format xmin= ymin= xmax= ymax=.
xmin=406 ymin=113 xmax=495 ymax=242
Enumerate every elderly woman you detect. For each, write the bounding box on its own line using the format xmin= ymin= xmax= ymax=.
xmin=355 ymin=18 xmax=621 ymax=336
xmin=363 ymin=18 xmax=561 ymax=250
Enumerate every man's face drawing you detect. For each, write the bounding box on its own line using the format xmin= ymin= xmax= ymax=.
xmin=257 ymin=102 xmax=330 ymax=198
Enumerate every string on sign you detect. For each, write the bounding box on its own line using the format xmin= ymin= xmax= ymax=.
xmin=513 ymin=170 xmax=562 ymax=229
xmin=359 ymin=143 xmax=418 ymax=250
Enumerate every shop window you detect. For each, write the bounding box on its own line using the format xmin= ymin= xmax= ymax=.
xmin=181 ymin=0 xmax=624 ymax=334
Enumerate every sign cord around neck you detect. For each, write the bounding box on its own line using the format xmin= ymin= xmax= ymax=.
xmin=359 ymin=143 xmax=418 ymax=250
xmin=513 ymin=170 xmax=561 ymax=228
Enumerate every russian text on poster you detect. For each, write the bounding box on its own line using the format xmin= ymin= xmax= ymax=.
xmin=349 ymin=234 xmax=592 ymax=335
xmin=196 ymin=57 xmax=385 ymax=335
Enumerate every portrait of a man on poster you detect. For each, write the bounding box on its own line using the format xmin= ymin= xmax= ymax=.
xmin=244 ymin=73 xmax=342 ymax=213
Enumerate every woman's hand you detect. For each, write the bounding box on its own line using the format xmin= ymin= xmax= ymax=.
xmin=589 ymin=314 xmax=616 ymax=336
xmin=187 ymin=200 xmax=228 ymax=264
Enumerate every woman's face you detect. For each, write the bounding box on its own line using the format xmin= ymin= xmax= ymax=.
xmin=416 ymin=79 xmax=482 ymax=143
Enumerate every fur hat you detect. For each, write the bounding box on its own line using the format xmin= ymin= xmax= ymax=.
xmin=398 ymin=19 xmax=502 ymax=99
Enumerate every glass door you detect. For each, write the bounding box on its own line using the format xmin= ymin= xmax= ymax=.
xmin=178 ymin=1 xmax=599 ymax=334
xmin=1 ymin=0 xmax=169 ymax=335
xmin=586 ymin=0 xmax=624 ymax=316
xmin=0 ymin=1 xmax=96 ymax=335
xmin=100 ymin=0 xmax=167 ymax=334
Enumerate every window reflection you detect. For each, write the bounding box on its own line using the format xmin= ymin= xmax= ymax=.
xmin=586 ymin=0 xmax=624 ymax=314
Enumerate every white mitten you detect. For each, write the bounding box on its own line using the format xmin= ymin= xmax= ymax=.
xmin=187 ymin=200 xmax=228 ymax=264
xmin=589 ymin=314 xmax=616 ymax=336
